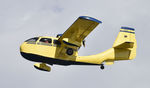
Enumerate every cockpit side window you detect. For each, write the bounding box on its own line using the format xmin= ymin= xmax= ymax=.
xmin=25 ymin=37 xmax=39 ymax=44
xmin=40 ymin=38 xmax=52 ymax=43
xmin=38 ymin=38 xmax=52 ymax=46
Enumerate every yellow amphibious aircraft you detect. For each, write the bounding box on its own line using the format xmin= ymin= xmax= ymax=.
xmin=20 ymin=16 xmax=137 ymax=72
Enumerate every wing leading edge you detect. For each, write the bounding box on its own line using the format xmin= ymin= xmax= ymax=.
xmin=58 ymin=16 xmax=102 ymax=47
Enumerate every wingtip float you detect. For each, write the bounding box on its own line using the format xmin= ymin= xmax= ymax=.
xmin=20 ymin=16 xmax=137 ymax=72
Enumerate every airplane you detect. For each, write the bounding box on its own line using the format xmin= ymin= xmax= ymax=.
xmin=20 ymin=16 xmax=137 ymax=72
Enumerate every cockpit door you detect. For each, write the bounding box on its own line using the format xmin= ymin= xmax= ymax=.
xmin=36 ymin=37 xmax=56 ymax=58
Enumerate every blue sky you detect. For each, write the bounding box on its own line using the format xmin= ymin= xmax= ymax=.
xmin=0 ymin=0 xmax=149 ymax=88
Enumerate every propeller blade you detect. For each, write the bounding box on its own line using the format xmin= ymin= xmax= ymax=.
xmin=83 ymin=40 xmax=85 ymax=47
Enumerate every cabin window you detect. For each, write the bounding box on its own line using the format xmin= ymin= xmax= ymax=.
xmin=38 ymin=38 xmax=52 ymax=46
xmin=40 ymin=38 xmax=52 ymax=43
xmin=25 ymin=37 xmax=39 ymax=44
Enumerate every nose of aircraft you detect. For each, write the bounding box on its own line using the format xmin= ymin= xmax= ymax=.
xmin=20 ymin=42 xmax=28 ymax=59
xmin=20 ymin=42 xmax=25 ymax=53
xmin=20 ymin=42 xmax=32 ymax=62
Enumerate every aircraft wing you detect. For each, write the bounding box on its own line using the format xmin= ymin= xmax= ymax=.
xmin=58 ymin=16 xmax=102 ymax=47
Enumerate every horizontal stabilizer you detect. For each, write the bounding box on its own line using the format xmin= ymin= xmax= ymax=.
xmin=113 ymin=42 xmax=134 ymax=49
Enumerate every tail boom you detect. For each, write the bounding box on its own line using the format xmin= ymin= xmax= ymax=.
xmin=76 ymin=27 xmax=137 ymax=65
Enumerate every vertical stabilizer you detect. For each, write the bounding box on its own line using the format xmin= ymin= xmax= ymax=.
xmin=113 ymin=27 xmax=137 ymax=60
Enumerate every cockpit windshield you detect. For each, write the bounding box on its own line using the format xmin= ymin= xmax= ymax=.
xmin=25 ymin=37 xmax=39 ymax=44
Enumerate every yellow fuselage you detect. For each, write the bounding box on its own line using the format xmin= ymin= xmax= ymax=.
xmin=20 ymin=36 xmax=108 ymax=65
xmin=20 ymin=36 xmax=92 ymax=65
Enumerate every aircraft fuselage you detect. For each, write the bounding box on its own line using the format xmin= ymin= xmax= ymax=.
xmin=20 ymin=36 xmax=98 ymax=66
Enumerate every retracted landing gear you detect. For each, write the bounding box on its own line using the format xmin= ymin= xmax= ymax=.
xmin=100 ymin=64 xmax=104 ymax=70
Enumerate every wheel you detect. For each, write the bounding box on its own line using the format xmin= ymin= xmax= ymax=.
xmin=66 ymin=48 xmax=73 ymax=55
xmin=100 ymin=64 xmax=104 ymax=70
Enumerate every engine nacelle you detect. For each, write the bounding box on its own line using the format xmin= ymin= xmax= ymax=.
xmin=34 ymin=63 xmax=51 ymax=72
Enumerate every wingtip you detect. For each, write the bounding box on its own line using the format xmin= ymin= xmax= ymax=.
xmin=79 ymin=16 xmax=102 ymax=23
